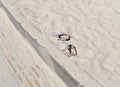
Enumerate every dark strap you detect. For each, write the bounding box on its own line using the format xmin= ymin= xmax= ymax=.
xmin=58 ymin=33 xmax=66 ymax=38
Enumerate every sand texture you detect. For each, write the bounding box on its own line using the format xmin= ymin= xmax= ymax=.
xmin=0 ymin=0 xmax=120 ymax=87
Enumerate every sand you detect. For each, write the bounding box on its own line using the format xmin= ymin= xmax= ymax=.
xmin=0 ymin=0 xmax=120 ymax=87
xmin=0 ymin=7 xmax=67 ymax=87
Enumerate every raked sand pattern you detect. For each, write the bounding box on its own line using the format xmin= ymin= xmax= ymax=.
xmin=0 ymin=0 xmax=120 ymax=87
xmin=0 ymin=7 xmax=68 ymax=87
xmin=0 ymin=55 xmax=20 ymax=87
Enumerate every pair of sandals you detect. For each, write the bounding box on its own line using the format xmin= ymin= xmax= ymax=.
xmin=57 ymin=33 xmax=77 ymax=57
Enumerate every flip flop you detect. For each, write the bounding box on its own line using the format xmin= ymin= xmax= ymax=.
xmin=49 ymin=30 xmax=70 ymax=41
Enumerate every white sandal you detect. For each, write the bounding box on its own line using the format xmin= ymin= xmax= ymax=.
xmin=49 ymin=30 xmax=70 ymax=41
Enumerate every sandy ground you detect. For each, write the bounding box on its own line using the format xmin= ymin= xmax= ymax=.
xmin=0 ymin=7 xmax=67 ymax=87
xmin=0 ymin=0 xmax=120 ymax=87
xmin=0 ymin=56 xmax=20 ymax=87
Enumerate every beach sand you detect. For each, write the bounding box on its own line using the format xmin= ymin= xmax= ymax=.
xmin=0 ymin=0 xmax=120 ymax=87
